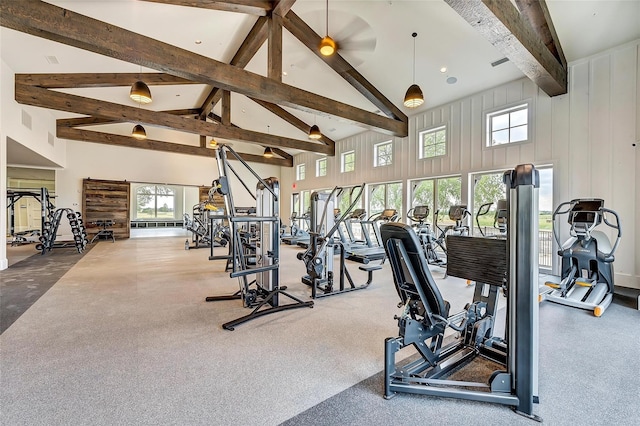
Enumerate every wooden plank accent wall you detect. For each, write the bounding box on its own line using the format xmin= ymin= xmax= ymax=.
xmin=82 ymin=178 xmax=131 ymax=239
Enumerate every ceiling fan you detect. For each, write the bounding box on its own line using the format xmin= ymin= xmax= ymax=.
xmin=288 ymin=9 xmax=377 ymax=70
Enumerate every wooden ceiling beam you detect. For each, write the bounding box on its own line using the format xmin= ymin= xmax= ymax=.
xmin=268 ymin=12 xmax=283 ymax=81
xmin=249 ymin=97 xmax=335 ymax=148
xmin=57 ymin=109 xmax=201 ymax=127
xmin=272 ymin=0 xmax=296 ymax=18
xmin=282 ymin=11 xmax=407 ymax=123
xmin=0 ymin=1 xmax=406 ymax=137
xmin=57 ymin=126 xmax=292 ymax=167
xmin=138 ymin=0 xmax=271 ymax=16
xmin=15 ymin=73 xmax=196 ymax=88
xmin=514 ymin=0 xmax=567 ymax=69
xmin=17 ymin=83 xmax=333 ymax=155
xmin=199 ymin=16 xmax=269 ymax=118
xmin=444 ymin=0 xmax=567 ymax=96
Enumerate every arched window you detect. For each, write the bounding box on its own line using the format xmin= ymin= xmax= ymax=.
xmin=136 ymin=185 xmax=175 ymax=219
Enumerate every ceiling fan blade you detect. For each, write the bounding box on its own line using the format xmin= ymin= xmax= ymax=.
xmin=332 ymin=16 xmax=370 ymax=43
xmin=338 ymin=38 xmax=376 ymax=53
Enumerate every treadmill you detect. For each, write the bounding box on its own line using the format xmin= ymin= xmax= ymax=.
xmin=345 ymin=209 xmax=398 ymax=264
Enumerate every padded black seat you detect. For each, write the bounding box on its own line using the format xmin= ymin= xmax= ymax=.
xmin=380 ymin=222 xmax=449 ymax=322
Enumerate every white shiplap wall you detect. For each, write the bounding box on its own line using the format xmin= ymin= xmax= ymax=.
xmin=283 ymin=40 xmax=640 ymax=289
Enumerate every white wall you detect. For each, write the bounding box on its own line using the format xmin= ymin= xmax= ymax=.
xmin=283 ymin=40 xmax=640 ymax=289
xmin=55 ymin=141 xmax=281 ymax=237
xmin=1 ymin=59 xmax=66 ymax=269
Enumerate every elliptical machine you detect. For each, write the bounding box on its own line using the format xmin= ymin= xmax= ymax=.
xmin=543 ymin=198 xmax=621 ymax=317
xmin=407 ymin=205 xmax=445 ymax=267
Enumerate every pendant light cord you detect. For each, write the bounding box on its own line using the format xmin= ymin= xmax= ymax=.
xmin=325 ymin=0 xmax=329 ymax=37
xmin=412 ymin=32 xmax=417 ymax=84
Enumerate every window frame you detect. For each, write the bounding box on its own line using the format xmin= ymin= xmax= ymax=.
xmin=135 ymin=184 xmax=176 ymax=220
xmin=341 ymin=150 xmax=355 ymax=173
xmin=374 ymin=140 xmax=393 ymax=167
xmin=316 ymin=157 xmax=327 ymax=177
xmin=418 ymin=124 xmax=447 ymax=159
xmin=296 ymin=163 xmax=306 ymax=181
xmin=484 ymin=101 xmax=532 ymax=148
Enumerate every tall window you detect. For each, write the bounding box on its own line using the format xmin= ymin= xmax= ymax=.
xmin=136 ymin=185 xmax=175 ymax=219
xmin=419 ymin=125 xmax=447 ymax=158
xmin=341 ymin=150 xmax=355 ymax=173
xmin=374 ymin=141 xmax=393 ymax=167
xmin=296 ymin=163 xmax=306 ymax=180
xmin=409 ymin=176 xmax=461 ymax=226
xmin=472 ymin=172 xmax=507 ymax=236
xmin=316 ymin=157 xmax=327 ymax=177
xmin=369 ymin=182 xmax=402 ymax=218
xmin=486 ymin=103 xmax=529 ymax=146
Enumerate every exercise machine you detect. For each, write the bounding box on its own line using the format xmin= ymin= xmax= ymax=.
xmin=542 ymin=198 xmax=621 ymax=317
xmin=345 ymin=208 xmax=398 ymax=264
xmin=281 ymin=209 xmax=310 ymax=245
xmin=475 ymin=199 xmax=508 ymax=237
xmin=205 ymin=145 xmax=313 ymax=330
xmin=6 ymin=187 xmax=55 ymax=246
xmin=407 ymin=205 xmax=445 ymax=267
xmin=381 ymin=164 xmax=541 ymax=421
xmin=297 ymin=185 xmax=381 ymax=298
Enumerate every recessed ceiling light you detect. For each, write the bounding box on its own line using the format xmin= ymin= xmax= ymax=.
xmin=440 ymin=67 xmax=447 ymax=73
xmin=195 ymin=40 xmax=202 ymax=44
xmin=446 ymin=76 xmax=458 ymax=84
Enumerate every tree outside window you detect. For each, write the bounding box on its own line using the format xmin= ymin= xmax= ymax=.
xmin=341 ymin=151 xmax=355 ymax=173
xmin=296 ymin=163 xmax=306 ymax=180
xmin=316 ymin=157 xmax=327 ymax=177
xmin=136 ymin=185 xmax=175 ymax=219
xmin=419 ymin=125 xmax=446 ymax=158
xmin=374 ymin=141 xmax=393 ymax=167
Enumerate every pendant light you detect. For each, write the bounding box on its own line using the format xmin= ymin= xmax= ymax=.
xmin=263 ymin=125 xmax=274 ymax=158
xmin=308 ymin=124 xmax=322 ymax=140
xmin=263 ymin=147 xmax=275 ymax=158
xmin=210 ymin=138 xmax=218 ymax=148
xmin=319 ymin=0 xmax=336 ymax=56
xmin=403 ymin=32 xmax=424 ymax=108
xmin=130 ymin=80 xmax=152 ymax=104
xmin=131 ymin=124 xmax=147 ymax=140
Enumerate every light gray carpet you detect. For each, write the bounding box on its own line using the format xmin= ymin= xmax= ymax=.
xmin=0 ymin=238 xmax=638 ymax=426
xmin=1 ymin=244 xmax=94 ymax=334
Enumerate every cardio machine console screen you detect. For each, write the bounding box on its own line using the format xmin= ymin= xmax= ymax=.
xmin=569 ymin=199 xmax=603 ymax=225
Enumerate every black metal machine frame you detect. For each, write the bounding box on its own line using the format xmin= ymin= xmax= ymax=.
xmin=204 ymin=145 xmax=313 ymax=330
xmin=381 ymin=164 xmax=541 ymax=421
xmin=296 ymin=184 xmax=381 ymax=298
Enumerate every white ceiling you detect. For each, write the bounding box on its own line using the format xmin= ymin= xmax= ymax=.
xmin=1 ymin=0 xmax=639 ymax=160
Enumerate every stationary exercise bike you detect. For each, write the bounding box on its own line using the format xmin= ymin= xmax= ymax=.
xmin=543 ymin=198 xmax=621 ymax=317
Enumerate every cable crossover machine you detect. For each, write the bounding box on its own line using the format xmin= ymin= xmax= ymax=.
xmin=205 ymin=144 xmax=313 ymax=330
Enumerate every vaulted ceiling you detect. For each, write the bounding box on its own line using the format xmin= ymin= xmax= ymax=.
xmin=1 ymin=1 xmax=639 ymax=167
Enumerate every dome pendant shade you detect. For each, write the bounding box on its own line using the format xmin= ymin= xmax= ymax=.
xmin=263 ymin=147 xmax=275 ymax=158
xmin=319 ymin=36 xmax=336 ymax=56
xmin=131 ymin=124 xmax=147 ymax=139
xmin=308 ymin=124 xmax=322 ymax=140
xmin=209 ymin=138 xmax=218 ymax=148
xmin=403 ymin=84 xmax=424 ymax=108
xmin=130 ymin=80 xmax=152 ymax=104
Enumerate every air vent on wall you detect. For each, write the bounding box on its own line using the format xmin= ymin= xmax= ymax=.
xmin=21 ymin=109 xmax=32 ymax=130
xmin=45 ymin=55 xmax=59 ymax=64
xmin=48 ymin=132 xmax=55 ymax=146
